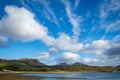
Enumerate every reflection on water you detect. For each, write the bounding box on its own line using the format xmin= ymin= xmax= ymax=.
xmin=0 ymin=72 xmax=120 ymax=80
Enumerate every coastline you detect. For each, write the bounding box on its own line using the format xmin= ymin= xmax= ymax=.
xmin=0 ymin=70 xmax=119 ymax=74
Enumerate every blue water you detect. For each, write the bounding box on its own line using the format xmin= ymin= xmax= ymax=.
xmin=24 ymin=72 xmax=120 ymax=80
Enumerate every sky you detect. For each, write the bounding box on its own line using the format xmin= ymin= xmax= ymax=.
xmin=0 ymin=0 xmax=120 ymax=66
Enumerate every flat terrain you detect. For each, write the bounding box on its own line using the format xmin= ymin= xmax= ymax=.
xmin=0 ymin=73 xmax=40 ymax=80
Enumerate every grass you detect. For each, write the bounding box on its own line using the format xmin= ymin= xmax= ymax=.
xmin=0 ymin=73 xmax=40 ymax=80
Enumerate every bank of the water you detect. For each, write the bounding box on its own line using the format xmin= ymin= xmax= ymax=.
xmin=23 ymin=72 xmax=120 ymax=80
xmin=0 ymin=72 xmax=120 ymax=80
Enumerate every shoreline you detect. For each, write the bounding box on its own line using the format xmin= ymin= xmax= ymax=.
xmin=0 ymin=71 xmax=84 ymax=74
xmin=0 ymin=71 xmax=119 ymax=74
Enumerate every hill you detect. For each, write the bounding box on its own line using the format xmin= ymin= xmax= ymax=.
xmin=116 ymin=65 xmax=120 ymax=68
xmin=56 ymin=62 xmax=87 ymax=66
xmin=0 ymin=58 xmax=47 ymax=71
xmin=0 ymin=58 xmax=46 ymax=66
xmin=72 ymin=62 xmax=87 ymax=66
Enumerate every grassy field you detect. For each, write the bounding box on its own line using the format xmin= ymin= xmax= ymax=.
xmin=0 ymin=73 xmax=40 ymax=80
xmin=0 ymin=65 xmax=120 ymax=72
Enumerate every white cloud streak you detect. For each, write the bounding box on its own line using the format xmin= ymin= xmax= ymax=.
xmin=100 ymin=0 xmax=120 ymax=32
xmin=74 ymin=0 xmax=80 ymax=9
xmin=61 ymin=0 xmax=82 ymax=42
xmin=106 ymin=20 xmax=120 ymax=32
xmin=39 ymin=0 xmax=60 ymax=27
xmin=0 ymin=36 xmax=8 ymax=47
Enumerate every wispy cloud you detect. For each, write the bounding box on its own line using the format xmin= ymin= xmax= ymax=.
xmin=39 ymin=0 xmax=60 ymax=27
xmin=21 ymin=0 xmax=60 ymax=27
xmin=0 ymin=35 xmax=8 ymax=47
xmin=61 ymin=0 xmax=82 ymax=42
xmin=100 ymin=0 xmax=120 ymax=32
xmin=106 ymin=20 xmax=120 ymax=32
xmin=74 ymin=0 xmax=80 ymax=9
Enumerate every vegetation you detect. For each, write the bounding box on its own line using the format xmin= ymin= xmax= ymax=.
xmin=0 ymin=65 xmax=120 ymax=72
xmin=0 ymin=59 xmax=120 ymax=72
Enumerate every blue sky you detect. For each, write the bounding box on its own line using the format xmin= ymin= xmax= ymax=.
xmin=0 ymin=0 xmax=120 ymax=66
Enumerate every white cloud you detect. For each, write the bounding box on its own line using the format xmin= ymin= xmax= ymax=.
xmin=0 ymin=35 xmax=8 ymax=47
xmin=34 ymin=52 xmax=50 ymax=61
xmin=61 ymin=0 xmax=82 ymax=41
xmin=83 ymin=40 xmax=110 ymax=54
xmin=0 ymin=6 xmax=48 ymax=42
xmin=54 ymin=33 xmax=82 ymax=51
xmin=93 ymin=54 xmax=120 ymax=66
xmin=56 ymin=52 xmax=99 ymax=65
xmin=42 ymin=36 xmax=56 ymax=46
xmin=104 ymin=35 xmax=120 ymax=56
xmin=100 ymin=0 xmax=120 ymax=19
xmin=49 ymin=47 xmax=58 ymax=54
xmin=0 ymin=5 xmax=118 ymax=66
xmin=53 ymin=34 xmax=110 ymax=54
xmin=83 ymin=58 xmax=98 ymax=63
xmin=0 ymin=5 xmax=110 ymax=54
xmin=94 ymin=36 xmax=120 ymax=66
xmin=74 ymin=0 xmax=80 ymax=9
xmin=100 ymin=0 xmax=120 ymax=32
xmin=57 ymin=52 xmax=81 ymax=64
xmin=106 ymin=20 xmax=120 ymax=32
xmin=39 ymin=0 xmax=60 ymax=26
xmin=82 ymin=39 xmax=110 ymax=54
xmin=33 ymin=52 xmax=56 ymax=65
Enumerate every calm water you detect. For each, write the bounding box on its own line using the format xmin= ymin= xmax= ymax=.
xmin=23 ymin=72 xmax=120 ymax=80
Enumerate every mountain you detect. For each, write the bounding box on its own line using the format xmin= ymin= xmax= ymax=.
xmin=72 ymin=62 xmax=87 ymax=66
xmin=0 ymin=58 xmax=46 ymax=67
xmin=56 ymin=62 xmax=87 ymax=66
xmin=56 ymin=62 xmax=69 ymax=66
xmin=19 ymin=58 xmax=46 ymax=66
xmin=116 ymin=65 xmax=120 ymax=68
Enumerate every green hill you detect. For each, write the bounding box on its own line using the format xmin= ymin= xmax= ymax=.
xmin=0 ymin=58 xmax=46 ymax=71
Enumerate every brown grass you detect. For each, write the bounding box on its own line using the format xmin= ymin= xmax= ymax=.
xmin=0 ymin=73 xmax=40 ymax=80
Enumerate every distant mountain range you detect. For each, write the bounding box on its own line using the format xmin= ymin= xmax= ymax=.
xmin=0 ymin=58 xmax=120 ymax=67
xmin=56 ymin=62 xmax=87 ymax=66
xmin=0 ymin=58 xmax=120 ymax=72
xmin=116 ymin=65 xmax=120 ymax=68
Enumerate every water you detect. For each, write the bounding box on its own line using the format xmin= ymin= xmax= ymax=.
xmin=23 ymin=72 xmax=120 ymax=80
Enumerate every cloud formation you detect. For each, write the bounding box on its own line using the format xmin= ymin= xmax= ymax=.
xmin=0 ymin=6 xmax=48 ymax=42
xmin=74 ymin=0 xmax=80 ymax=9
xmin=105 ymin=35 xmax=120 ymax=56
xmin=39 ymin=0 xmax=60 ymax=26
xmin=57 ymin=52 xmax=81 ymax=64
xmin=0 ymin=36 xmax=8 ymax=47
xmin=100 ymin=0 xmax=120 ymax=32
xmin=0 ymin=1 xmax=120 ymax=66
xmin=61 ymin=0 xmax=82 ymax=41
